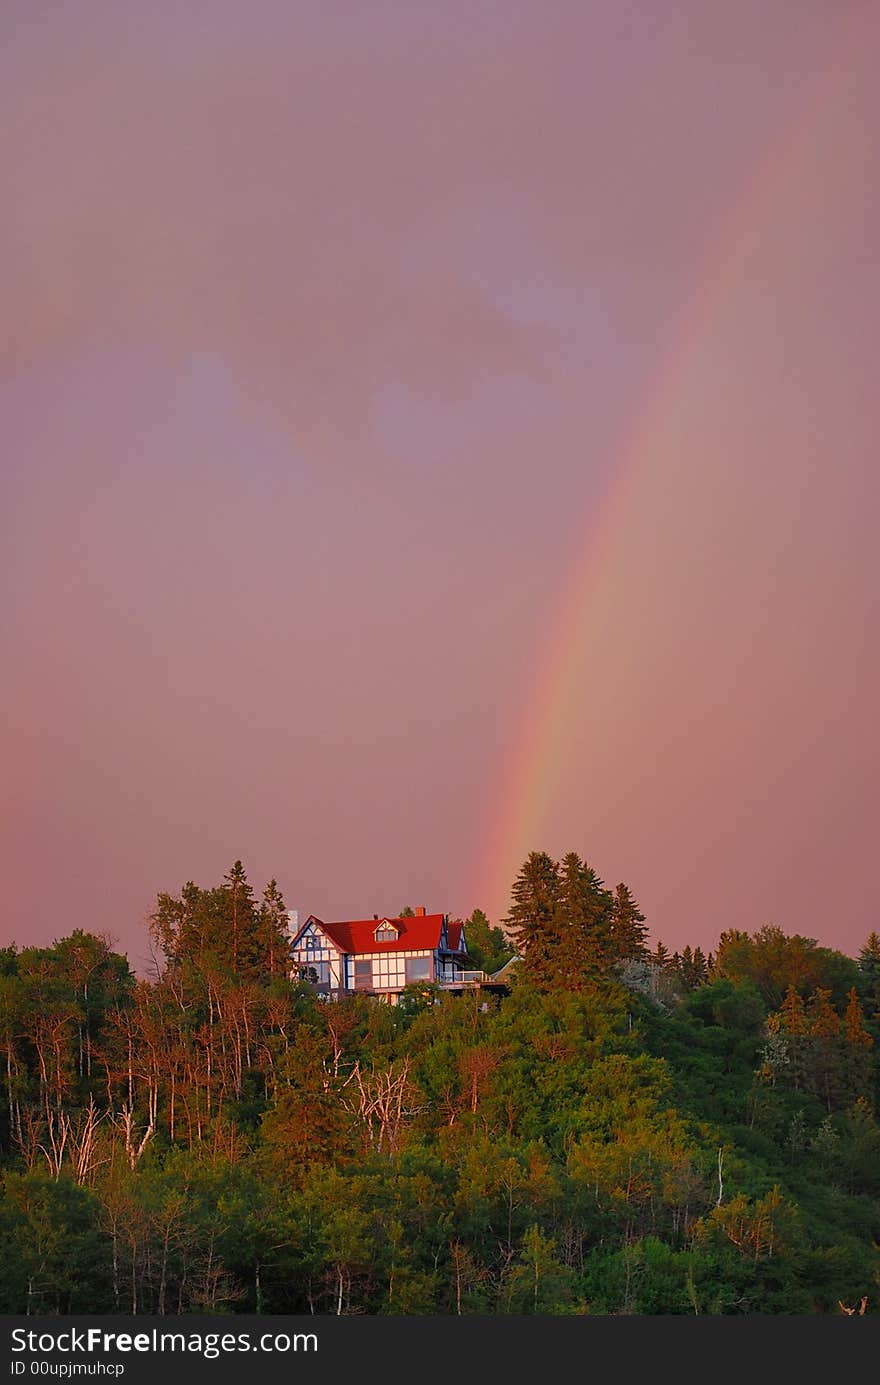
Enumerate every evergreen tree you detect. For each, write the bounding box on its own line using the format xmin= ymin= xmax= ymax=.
xmin=857 ymin=932 xmax=880 ymax=1022
xmin=222 ymin=861 xmax=258 ymax=975
xmin=780 ymin=985 xmax=808 ymax=1035
xmin=807 ymin=988 xmax=843 ymax=1111
xmin=463 ymin=909 xmax=513 ymax=975
xmin=676 ymin=947 xmax=693 ymax=988
xmin=692 ymin=947 xmax=709 ymax=986
xmin=504 ymin=853 xmax=560 ymax=989
xmin=651 ymin=941 xmax=671 ymax=970
xmin=3 ymin=859 xmax=879 ymax=1318
xmin=551 ymin=853 xmax=614 ymax=986
xmin=774 ymin=984 xmax=809 ymax=1091
xmin=843 ymin=988 xmax=872 ymax=1049
xmin=258 ymin=880 xmax=292 ymax=980
xmin=151 ymin=863 xmax=284 ymax=985
xmin=609 ymin=882 xmax=648 ymax=963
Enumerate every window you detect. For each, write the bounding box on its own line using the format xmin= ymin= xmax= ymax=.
xmin=406 ymin=956 xmax=432 ymax=983
xmin=299 ymin=961 xmax=329 ymax=987
xmin=354 ymin=959 xmax=373 ymax=991
xmin=373 ymin=954 xmax=405 ymax=989
xmin=375 ymin=922 xmax=399 ymax=942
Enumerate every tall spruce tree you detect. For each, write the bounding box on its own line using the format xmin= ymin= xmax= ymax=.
xmin=857 ymin=932 xmax=880 ymax=1022
xmin=258 ymin=879 xmax=292 ymax=980
xmin=151 ymin=862 xmax=286 ymax=985
xmin=692 ymin=947 xmax=709 ymax=986
xmin=223 ymin=860 xmax=257 ymax=975
xmin=651 ymin=941 xmax=671 ymax=970
xmin=504 ymin=852 xmax=560 ymax=989
xmin=609 ymin=882 xmax=648 ymax=964
xmin=552 ymin=853 xmax=614 ymax=986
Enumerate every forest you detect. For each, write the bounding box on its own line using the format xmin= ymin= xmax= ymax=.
xmin=1 ymin=852 xmax=878 ymax=1316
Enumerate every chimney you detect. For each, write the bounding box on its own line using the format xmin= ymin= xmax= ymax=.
xmin=414 ymin=906 xmax=426 ymax=917
xmin=373 ymin=914 xmax=378 ymax=921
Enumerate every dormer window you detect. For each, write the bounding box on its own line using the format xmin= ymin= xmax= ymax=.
xmin=374 ymin=920 xmax=400 ymax=942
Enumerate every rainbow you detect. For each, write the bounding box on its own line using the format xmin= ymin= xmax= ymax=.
xmin=476 ymin=12 xmax=867 ymax=925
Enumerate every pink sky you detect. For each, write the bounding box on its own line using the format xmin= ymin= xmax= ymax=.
xmin=2 ymin=1 xmax=878 ymax=966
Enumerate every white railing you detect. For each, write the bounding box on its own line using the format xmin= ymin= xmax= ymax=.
xmin=439 ymin=970 xmax=488 ymax=987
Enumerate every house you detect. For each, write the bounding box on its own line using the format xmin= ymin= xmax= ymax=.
xmin=289 ymin=907 xmax=476 ymax=1002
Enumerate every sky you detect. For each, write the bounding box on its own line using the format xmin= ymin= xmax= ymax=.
xmin=2 ymin=0 xmax=878 ymax=968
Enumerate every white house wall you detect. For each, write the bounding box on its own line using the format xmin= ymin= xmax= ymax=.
xmin=291 ymin=917 xmax=466 ymax=997
xmin=345 ymin=949 xmax=435 ymax=991
xmin=291 ymin=921 xmax=344 ymax=990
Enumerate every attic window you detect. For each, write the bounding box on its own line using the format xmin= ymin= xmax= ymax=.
xmin=374 ymin=921 xmax=399 ymax=942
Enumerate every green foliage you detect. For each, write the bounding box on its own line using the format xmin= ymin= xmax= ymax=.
xmin=504 ymin=850 xmax=647 ymax=990
xmin=0 ymin=1171 xmax=111 ymax=1313
xmin=685 ymin=979 xmax=767 ymax=1034
xmin=150 ymin=861 xmax=290 ymax=985
xmin=504 ymin=851 xmax=561 ymax=987
xmin=858 ymin=932 xmax=880 ymax=1031
xmin=461 ymin=909 xmax=513 ymax=975
xmin=714 ymin=925 xmax=861 ymax=1009
xmin=0 ymin=862 xmax=878 ymax=1316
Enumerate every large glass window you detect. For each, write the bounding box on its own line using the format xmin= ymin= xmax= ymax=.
xmin=406 ymin=956 xmax=432 ymax=983
xmin=354 ymin=959 xmax=373 ymax=990
xmin=349 ymin=952 xmax=434 ymax=990
xmin=299 ymin=961 xmax=329 ymax=986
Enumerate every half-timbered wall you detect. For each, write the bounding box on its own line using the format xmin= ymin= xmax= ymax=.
xmin=291 ymin=922 xmax=343 ymax=991
xmin=292 ymin=917 xmax=467 ymax=997
xmin=344 ymin=950 xmax=435 ymax=992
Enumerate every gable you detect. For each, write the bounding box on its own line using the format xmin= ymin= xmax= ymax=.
xmin=291 ymin=915 xmax=342 ymax=954
xmin=445 ymin=919 xmax=466 ymax=954
xmin=374 ymin=919 xmax=401 ymax=942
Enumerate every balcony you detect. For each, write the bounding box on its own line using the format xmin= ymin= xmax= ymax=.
xmin=439 ymin=970 xmax=488 ymax=988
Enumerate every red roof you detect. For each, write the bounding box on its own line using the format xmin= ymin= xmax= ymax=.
xmin=311 ymin=914 xmax=446 ymax=956
xmin=446 ymin=920 xmax=464 ymax=953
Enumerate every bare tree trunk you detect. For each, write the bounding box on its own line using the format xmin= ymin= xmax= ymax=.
xmin=111 ymin=1224 xmax=120 ymax=1312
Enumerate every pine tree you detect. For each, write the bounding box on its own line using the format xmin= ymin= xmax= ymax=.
xmin=151 ymin=863 xmax=282 ymax=985
xmin=844 ymin=988 xmax=873 ymax=1049
xmin=258 ymin=879 xmax=292 ymax=980
xmin=840 ymin=988 xmax=874 ymax=1104
xmin=675 ymin=944 xmax=709 ymax=990
xmin=774 ymin=985 xmax=808 ymax=1091
xmin=779 ymin=985 xmax=808 ymax=1036
xmin=609 ymin=882 xmax=648 ymax=964
xmin=504 ymin=852 xmax=560 ymax=989
xmin=678 ymin=946 xmax=694 ymax=987
xmin=552 ymin=853 xmax=614 ymax=986
xmin=651 ymin=941 xmax=671 ymax=970
xmin=807 ymin=988 xmax=840 ymax=1041
xmin=692 ymin=947 xmax=709 ymax=986
xmin=222 ymin=861 xmax=257 ymax=976
xmin=807 ymin=988 xmax=843 ymax=1111
xmin=464 ymin=909 xmax=512 ymax=975
xmin=857 ymin=932 xmax=880 ymax=1021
